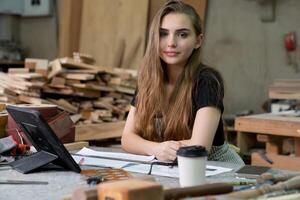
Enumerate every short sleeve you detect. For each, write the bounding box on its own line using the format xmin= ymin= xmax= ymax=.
xmin=192 ymin=68 xmax=224 ymax=113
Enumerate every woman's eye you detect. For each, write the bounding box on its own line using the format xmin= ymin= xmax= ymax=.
xmin=178 ymin=32 xmax=188 ymax=38
xmin=160 ymin=31 xmax=168 ymax=37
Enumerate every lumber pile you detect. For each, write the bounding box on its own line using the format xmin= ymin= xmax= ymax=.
xmin=0 ymin=71 xmax=46 ymax=104
xmin=0 ymin=54 xmax=137 ymax=125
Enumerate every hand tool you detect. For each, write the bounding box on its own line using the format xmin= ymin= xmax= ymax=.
xmin=257 ymin=172 xmax=300 ymax=184
xmin=218 ymin=175 xmax=300 ymax=199
xmin=0 ymin=179 xmax=48 ymax=185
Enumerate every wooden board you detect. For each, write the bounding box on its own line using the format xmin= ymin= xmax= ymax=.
xmin=251 ymin=152 xmax=300 ymax=171
xmin=64 ymin=141 xmax=89 ymax=151
xmin=235 ymin=113 xmax=300 ymax=138
xmin=58 ymin=0 xmax=83 ymax=57
xmin=79 ymin=0 xmax=149 ymax=69
xmin=60 ymin=57 xmax=113 ymax=73
xmin=75 ymin=121 xmax=125 ymax=141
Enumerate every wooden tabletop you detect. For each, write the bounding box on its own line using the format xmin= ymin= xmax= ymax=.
xmin=235 ymin=113 xmax=300 ymax=137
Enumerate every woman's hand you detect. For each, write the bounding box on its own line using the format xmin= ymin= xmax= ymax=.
xmin=154 ymin=141 xmax=183 ymax=161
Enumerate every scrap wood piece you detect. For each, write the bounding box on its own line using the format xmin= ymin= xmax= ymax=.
xmin=72 ymin=83 xmax=115 ymax=92
xmin=2 ymin=87 xmax=40 ymax=98
xmin=48 ymin=59 xmax=63 ymax=79
xmin=0 ymin=93 xmax=19 ymax=103
xmin=109 ymin=77 xmax=122 ymax=85
xmin=64 ymin=141 xmax=89 ymax=151
xmin=25 ymin=58 xmax=48 ymax=71
xmin=65 ymin=79 xmax=81 ymax=85
xmin=101 ymin=117 xmax=118 ymax=123
xmin=15 ymin=89 xmax=41 ymax=97
xmin=98 ymin=96 xmax=114 ymax=103
xmin=79 ymin=109 xmax=93 ymax=120
xmin=0 ymin=72 xmax=29 ymax=91
xmin=60 ymin=57 xmax=114 ymax=74
xmin=64 ymin=69 xmax=99 ymax=74
xmin=112 ymin=67 xmax=137 ymax=77
xmin=93 ymin=100 xmax=115 ymax=110
xmin=18 ymin=95 xmax=51 ymax=105
xmin=47 ymin=98 xmax=79 ymax=114
xmin=106 ymin=92 xmax=123 ymax=99
xmin=93 ymin=101 xmax=123 ymax=115
xmin=75 ymin=121 xmax=125 ymax=141
xmin=65 ymin=73 xmax=95 ymax=81
xmin=93 ymin=109 xmax=113 ymax=118
xmin=73 ymin=87 xmax=101 ymax=98
xmin=27 ymin=81 xmax=45 ymax=88
xmin=70 ymin=114 xmax=82 ymax=124
xmin=43 ymin=85 xmax=74 ymax=95
xmin=114 ymin=86 xmax=135 ymax=95
xmin=9 ymin=73 xmax=45 ymax=79
xmin=4 ymin=74 xmax=44 ymax=89
xmin=49 ymin=77 xmax=66 ymax=89
xmin=73 ymin=52 xmax=95 ymax=64
xmin=79 ymin=101 xmax=93 ymax=110
xmin=8 ymin=68 xmax=30 ymax=74
xmin=90 ymin=111 xmax=102 ymax=122
xmin=0 ymin=96 xmax=9 ymax=102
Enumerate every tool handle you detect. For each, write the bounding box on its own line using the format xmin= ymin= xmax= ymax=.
xmin=164 ymin=183 xmax=233 ymax=200
xmin=257 ymin=172 xmax=300 ymax=184
xmin=226 ymin=176 xmax=300 ymax=199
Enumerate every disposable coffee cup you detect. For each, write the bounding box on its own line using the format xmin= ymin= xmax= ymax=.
xmin=177 ymin=145 xmax=208 ymax=187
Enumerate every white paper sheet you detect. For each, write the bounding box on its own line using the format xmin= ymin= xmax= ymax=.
xmin=75 ymin=147 xmax=155 ymax=162
xmin=72 ymin=148 xmax=233 ymax=178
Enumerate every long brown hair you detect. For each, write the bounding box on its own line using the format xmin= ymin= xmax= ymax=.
xmin=135 ymin=0 xmax=204 ymax=141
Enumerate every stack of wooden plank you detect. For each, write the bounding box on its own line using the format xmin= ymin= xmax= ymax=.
xmin=44 ymin=57 xmax=136 ymax=124
xmin=0 ymin=71 xmax=46 ymax=104
xmin=0 ymin=56 xmax=137 ymax=126
xmin=269 ymin=79 xmax=300 ymax=100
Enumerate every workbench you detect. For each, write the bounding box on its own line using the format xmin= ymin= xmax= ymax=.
xmin=235 ymin=112 xmax=300 ymax=170
xmin=0 ymin=147 xmax=294 ymax=200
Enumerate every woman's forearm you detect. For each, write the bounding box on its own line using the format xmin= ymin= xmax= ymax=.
xmin=121 ymin=133 xmax=158 ymax=156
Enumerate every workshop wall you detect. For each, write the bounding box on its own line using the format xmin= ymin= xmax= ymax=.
xmin=201 ymin=0 xmax=300 ymax=114
xmin=19 ymin=2 xmax=58 ymax=60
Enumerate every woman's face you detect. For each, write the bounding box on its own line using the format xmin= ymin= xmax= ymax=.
xmin=159 ymin=12 xmax=202 ymax=69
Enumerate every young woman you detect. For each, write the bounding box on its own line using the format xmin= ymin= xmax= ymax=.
xmin=121 ymin=0 xmax=244 ymax=164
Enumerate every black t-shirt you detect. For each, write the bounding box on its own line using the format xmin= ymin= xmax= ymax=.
xmin=131 ymin=67 xmax=225 ymax=146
